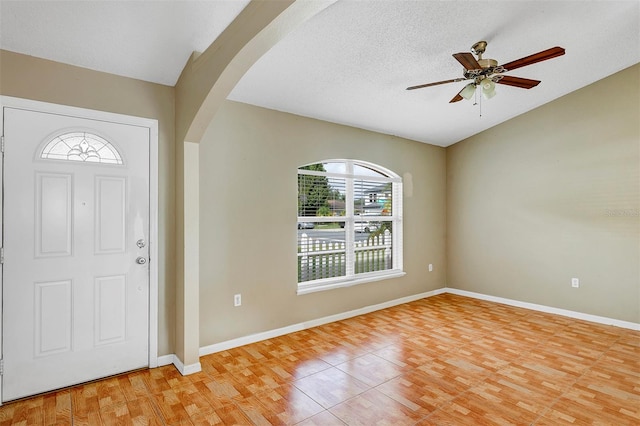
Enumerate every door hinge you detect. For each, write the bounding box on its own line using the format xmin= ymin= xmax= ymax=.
xmin=1 ymin=135 xmax=4 ymax=153
xmin=0 ymin=359 xmax=4 ymax=376
xmin=0 ymin=247 xmax=4 ymax=264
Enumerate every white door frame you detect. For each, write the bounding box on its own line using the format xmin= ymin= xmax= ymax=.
xmin=0 ymin=96 xmax=159 ymax=404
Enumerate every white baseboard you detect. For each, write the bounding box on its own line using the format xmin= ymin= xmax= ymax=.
xmin=199 ymin=288 xmax=446 ymax=356
xmin=445 ymin=288 xmax=640 ymax=331
xmin=157 ymin=354 xmax=175 ymax=367
xmin=173 ymin=356 xmax=202 ymax=376
xmin=154 ymin=286 xmax=637 ymax=369
xmin=156 ymin=354 xmax=202 ymax=376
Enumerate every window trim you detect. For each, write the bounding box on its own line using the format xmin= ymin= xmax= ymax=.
xmin=297 ymin=159 xmax=403 ymax=294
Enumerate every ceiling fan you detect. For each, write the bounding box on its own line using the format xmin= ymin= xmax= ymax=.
xmin=406 ymin=41 xmax=565 ymax=103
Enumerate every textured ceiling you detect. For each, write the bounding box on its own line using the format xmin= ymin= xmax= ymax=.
xmin=229 ymin=0 xmax=640 ymax=146
xmin=0 ymin=0 xmax=250 ymax=85
xmin=1 ymin=1 xmax=639 ymax=146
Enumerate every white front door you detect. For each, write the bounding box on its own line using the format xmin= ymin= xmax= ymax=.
xmin=2 ymin=106 xmax=151 ymax=401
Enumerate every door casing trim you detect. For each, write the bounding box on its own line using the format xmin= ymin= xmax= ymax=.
xmin=0 ymin=95 xmax=159 ymax=404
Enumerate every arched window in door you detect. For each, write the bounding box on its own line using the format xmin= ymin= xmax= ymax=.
xmin=40 ymin=131 xmax=123 ymax=165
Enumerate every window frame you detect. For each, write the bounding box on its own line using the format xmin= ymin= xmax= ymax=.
xmin=297 ymin=159 xmax=404 ymax=294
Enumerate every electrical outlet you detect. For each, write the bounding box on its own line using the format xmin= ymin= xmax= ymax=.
xmin=428 ymin=264 xmax=433 ymax=272
xmin=571 ymin=278 xmax=579 ymax=288
xmin=234 ymin=294 xmax=242 ymax=306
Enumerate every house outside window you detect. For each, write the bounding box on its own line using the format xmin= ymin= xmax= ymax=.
xmin=297 ymin=159 xmax=404 ymax=294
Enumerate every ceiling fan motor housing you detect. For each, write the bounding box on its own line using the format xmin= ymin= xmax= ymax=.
xmin=478 ymin=58 xmax=498 ymax=68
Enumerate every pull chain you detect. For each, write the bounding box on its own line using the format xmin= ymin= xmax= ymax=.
xmin=472 ymin=84 xmax=482 ymax=118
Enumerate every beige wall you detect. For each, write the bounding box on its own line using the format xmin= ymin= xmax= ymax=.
xmin=0 ymin=50 xmax=177 ymax=355
xmin=447 ymin=64 xmax=640 ymax=323
xmin=1 ymin=43 xmax=637 ymax=365
xmin=198 ymin=100 xmax=447 ymax=346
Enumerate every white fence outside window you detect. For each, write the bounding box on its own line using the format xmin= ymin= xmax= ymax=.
xmin=298 ymin=229 xmax=392 ymax=282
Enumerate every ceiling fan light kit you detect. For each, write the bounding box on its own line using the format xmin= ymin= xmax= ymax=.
xmin=481 ymin=78 xmax=496 ymax=99
xmin=407 ymin=40 xmax=565 ymax=105
xmin=460 ymin=83 xmax=476 ymax=100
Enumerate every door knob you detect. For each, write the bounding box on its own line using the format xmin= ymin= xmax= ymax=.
xmin=136 ymin=257 xmax=147 ymax=265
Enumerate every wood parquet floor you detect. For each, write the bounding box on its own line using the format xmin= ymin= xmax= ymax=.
xmin=1 ymin=294 xmax=638 ymax=425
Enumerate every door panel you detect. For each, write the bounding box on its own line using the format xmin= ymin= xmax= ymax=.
xmin=36 ymin=173 xmax=73 ymax=257
xmin=94 ymin=275 xmax=126 ymax=345
xmin=2 ymin=107 xmax=150 ymax=401
xmin=95 ymin=176 xmax=126 ymax=253
xmin=34 ymin=280 xmax=72 ymax=356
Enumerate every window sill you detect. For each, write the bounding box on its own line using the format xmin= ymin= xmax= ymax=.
xmin=297 ymin=270 xmax=406 ymax=295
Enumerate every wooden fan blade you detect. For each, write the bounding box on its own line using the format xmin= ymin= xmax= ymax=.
xmin=453 ymin=52 xmax=482 ymax=70
xmin=449 ymin=93 xmax=464 ymax=103
xmin=496 ymin=75 xmax=541 ymax=89
xmin=406 ymin=78 xmax=464 ymax=90
xmin=501 ymin=46 xmax=565 ymax=72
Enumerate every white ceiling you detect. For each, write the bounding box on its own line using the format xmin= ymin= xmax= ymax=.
xmin=0 ymin=0 xmax=250 ymax=85
xmin=2 ymin=1 xmax=639 ymax=147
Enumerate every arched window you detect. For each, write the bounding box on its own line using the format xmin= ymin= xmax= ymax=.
xmin=297 ymin=160 xmax=404 ymax=294
xmin=40 ymin=132 xmax=123 ymax=165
